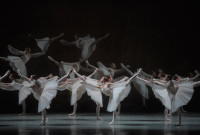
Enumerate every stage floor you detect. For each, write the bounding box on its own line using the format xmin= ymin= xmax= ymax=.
xmin=0 ymin=113 xmax=200 ymax=135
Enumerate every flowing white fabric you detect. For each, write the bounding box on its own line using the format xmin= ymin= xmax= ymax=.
xmin=38 ymin=77 xmax=58 ymax=112
xmin=35 ymin=37 xmax=50 ymax=51
xmin=7 ymin=56 xmax=27 ymax=76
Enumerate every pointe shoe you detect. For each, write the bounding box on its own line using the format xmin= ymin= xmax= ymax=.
xmin=40 ymin=122 xmax=46 ymax=126
xmin=18 ymin=113 xmax=25 ymax=116
xmin=116 ymin=112 xmax=120 ymax=115
xmin=109 ymin=121 xmax=115 ymax=125
xmin=68 ymin=113 xmax=76 ymax=116
xmin=96 ymin=117 xmax=103 ymax=120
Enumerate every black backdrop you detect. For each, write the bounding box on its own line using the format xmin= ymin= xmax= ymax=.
xmin=0 ymin=1 xmax=200 ymax=114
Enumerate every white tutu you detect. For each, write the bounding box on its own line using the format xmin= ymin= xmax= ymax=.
xmin=105 ymin=81 xmax=131 ymax=112
xmin=70 ymin=79 xmax=85 ymax=105
xmin=18 ymin=81 xmax=32 ymax=105
xmin=146 ymin=82 xmax=171 ymax=110
xmin=38 ymin=77 xmax=58 ymax=112
xmin=35 ymin=37 xmax=50 ymax=51
xmin=133 ymin=77 xmax=149 ymax=99
xmin=7 ymin=56 xmax=27 ymax=76
xmin=171 ymin=82 xmax=194 ymax=113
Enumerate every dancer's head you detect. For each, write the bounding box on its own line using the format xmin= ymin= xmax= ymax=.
xmin=172 ymin=74 xmax=179 ymax=81
xmin=30 ymin=75 xmax=37 ymax=81
xmin=107 ymin=75 xmax=113 ymax=82
xmin=164 ymin=75 xmax=171 ymax=81
xmin=110 ymin=63 xmax=116 ymax=69
xmin=151 ymin=71 xmax=157 ymax=78
xmin=9 ymin=74 xmax=16 ymax=81
xmin=47 ymin=73 xmax=53 ymax=79
xmin=25 ymin=47 xmax=31 ymax=53
xmin=189 ymin=72 xmax=194 ymax=78
xmin=158 ymin=72 xmax=165 ymax=79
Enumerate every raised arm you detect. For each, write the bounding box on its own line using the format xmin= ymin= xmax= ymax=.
xmin=73 ymin=69 xmax=85 ymax=80
xmin=60 ymin=39 xmax=76 ymax=47
xmin=127 ymin=68 xmax=142 ymax=84
xmin=91 ymin=33 xmax=110 ymax=46
xmin=88 ymin=68 xmax=98 ymax=78
xmin=190 ymin=70 xmax=200 ymax=81
xmin=85 ymin=60 xmax=97 ymax=69
xmin=16 ymin=69 xmax=31 ymax=83
xmin=49 ymin=33 xmax=64 ymax=44
xmin=120 ymin=63 xmax=134 ymax=76
xmin=48 ymin=56 xmax=60 ymax=66
xmin=58 ymin=70 xmax=72 ymax=83
xmin=0 ymin=70 xmax=10 ymax=81
xmin=8 ymin=45 xmax=24 ymax=55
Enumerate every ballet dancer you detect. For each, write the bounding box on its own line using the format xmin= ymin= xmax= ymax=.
xmin=72 ymin=68 xmax=104 ymax=120
xmin=60 ymin=33 xmax=110 ymax=61
xmin=16 ymin=69 xmax=70 ymax=125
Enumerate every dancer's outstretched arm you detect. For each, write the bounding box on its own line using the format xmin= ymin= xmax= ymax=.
xmin=58 ymin=70 xmax=72 ymax=83
xmin=0 ymin=70 xmax=10 ymax=81
xmin=0 ymin=57 xmax=10 ymax=62
xmin=48 ymin=56 xmax=60 ymax=66
xmin=16 ymin=69 xmax=31 ymax=83
xmin=91 ymin=33 xmax=110 ymax=47
xmin=49 ymin=33 xmax=64 ymax=44
xmin=190 ymin=70 xmax=200 ymax=81
xmin=88 ymin=68 xmax=98 ymax=78
xmin=127 ymin=68 xmax=142 ymax=84
xmin=120 ymin=63 xmax=134 ymax=76
xmin=73 ymin=69 xmax=85 ymax=80
xmin=60 ymin=40 xmax=76 ymax=47
xmin=85 ymin=60 xmax=97 ymax=69
xmin=8 ymin=45 xmax=24 ymax=55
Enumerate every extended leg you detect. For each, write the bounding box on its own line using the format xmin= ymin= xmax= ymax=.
xmin=96 ymin=103 xmax=103 ymax=120
xmin=69 ymin=102 xmax=77 ymax=116
xmin=175 ymin=108 xmax=182 ymax=126
xmin=109 ymin=111 xmax=116 ymax=125
xmin=116 ymin=104 xmax=121 ymax=115
xmin=19 ymin=100 xmax=26 ymax=116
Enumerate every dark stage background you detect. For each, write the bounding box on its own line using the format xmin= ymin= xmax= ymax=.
xmin=0 ymin=1 xmax=200 ymax=114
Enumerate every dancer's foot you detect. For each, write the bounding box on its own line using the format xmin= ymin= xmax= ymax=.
xmin=69 ymin=113 xmax=76 ymax=116
xmin=109 ymin=121 xmax=115 ymax=125
xmin=175 ymin=122 xmax=181 ymax=126
xmin=96 ymin=117 xmax=103 ymax=120
xmin=18 ymin=112 xmax=25 ymax=116
xmin=45 ymin=118 xmax=48 ymax=122
xmin=116 ymin=112 xmax=120 ymax=115
xmin=40 ymin=122 xmax=46 ymax=126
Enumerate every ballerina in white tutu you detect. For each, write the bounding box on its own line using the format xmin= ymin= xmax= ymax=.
xmin=48 ymin=56 xmax=81 ymax=78
xmin=16 ymin=69 xmax=69 ymax=125
xmin=137 ymin=72 xmax=200 ymax=126
xmin=57 ymin=70 xmax=86 ymax=116
xmin=0 ymin=72 xmax=32 ymax=115
xmin=84 ymin=68 xmax=142 ymax=124
xmin=120 ymin=63 xmax=150 ymax=106
xmin=0 ymin=33 xmax=64 ymax=76
xmin=60 ymin=33 xmax=110 ymax=61
xmin=72 ymin=68 xmax=104 ymax=120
